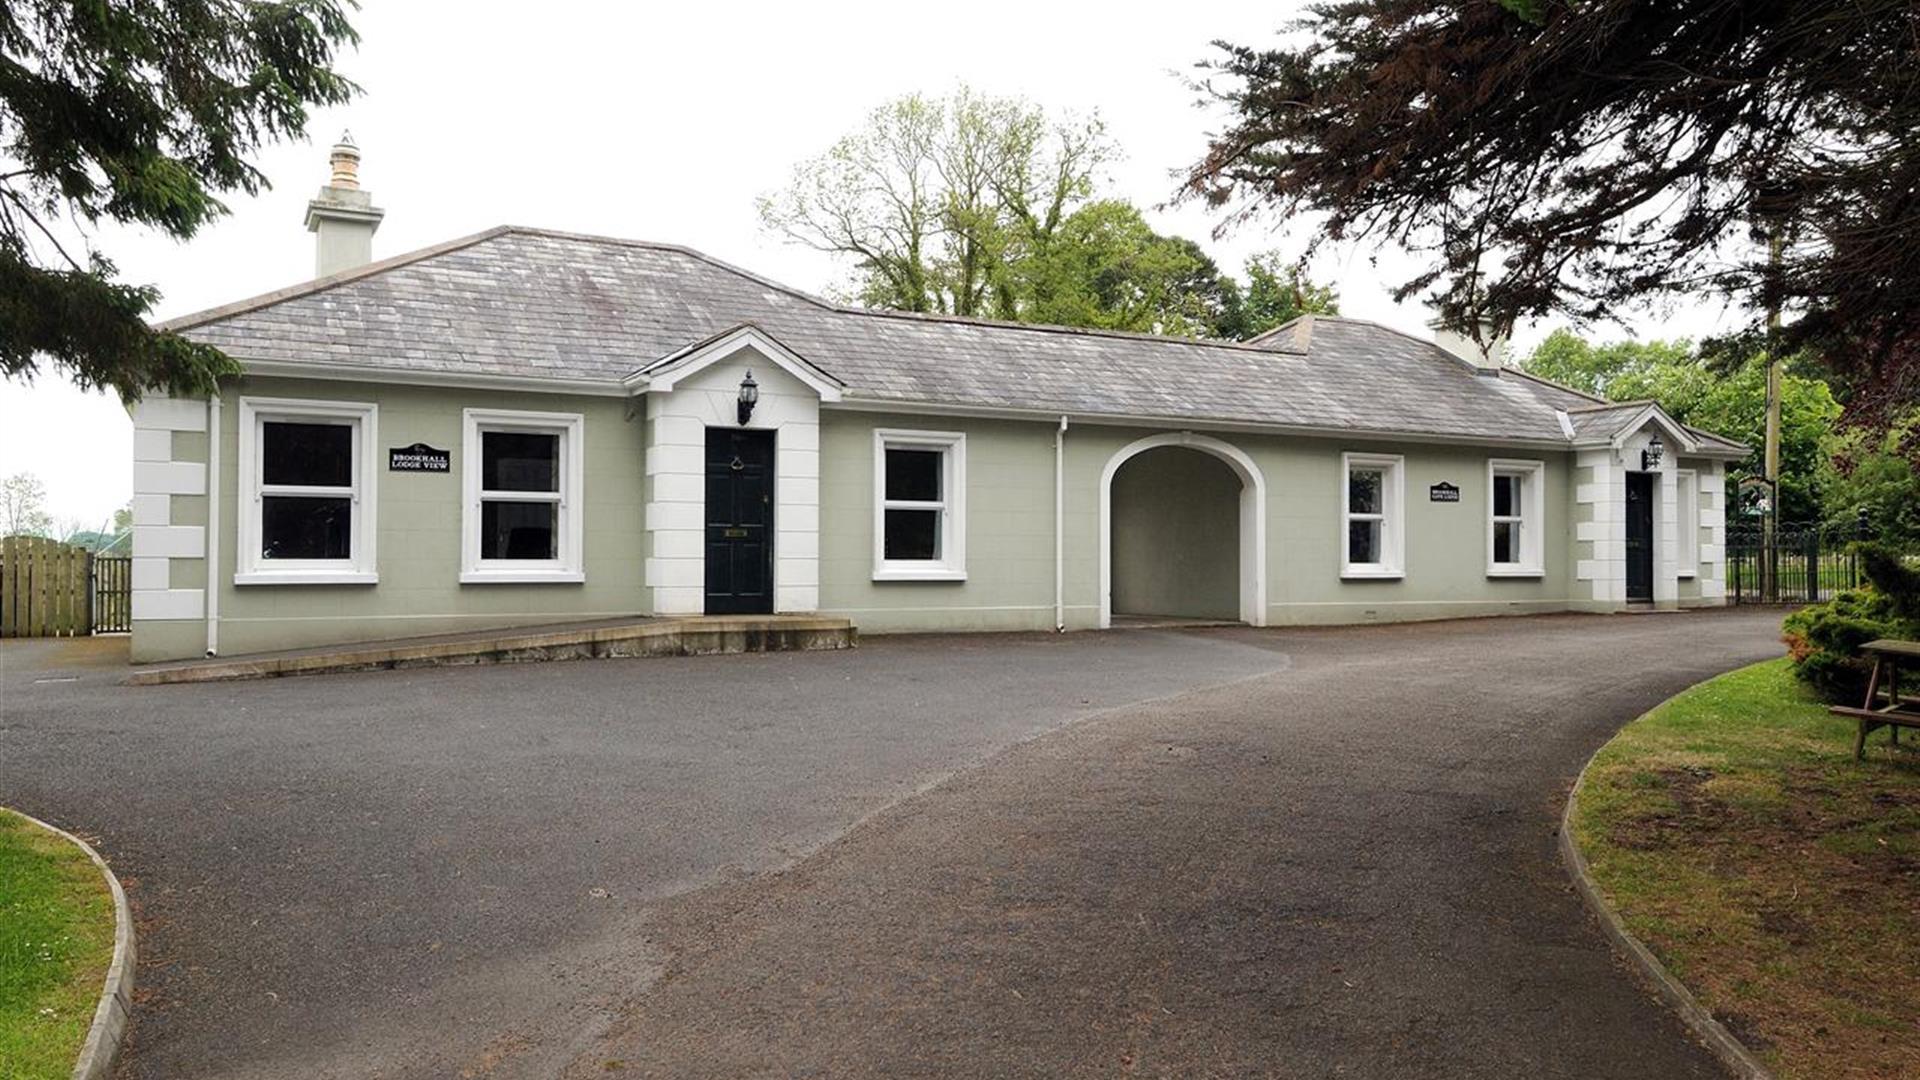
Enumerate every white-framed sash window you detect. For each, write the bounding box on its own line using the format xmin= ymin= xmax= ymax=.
xmin=461 ymin=408 xmax=585 ymax=583
xmin=872 ymin=428 xmax=966 ymax=581
xmin=1487 ymin=458 xmax=1546 ymax=576
xmin=235 ymin=397 xmax=378 ymax=585
xmin=1341 ymin=452 xmax=1405 ymax=578
xmin=1675 ymin=468 xmax=1699 ymax=578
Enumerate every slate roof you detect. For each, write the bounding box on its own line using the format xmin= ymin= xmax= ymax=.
xmin=1565 ymin=400 xmax=1749 ymax=455
xmin=164 ymin=225 xmax=1745 ymax=451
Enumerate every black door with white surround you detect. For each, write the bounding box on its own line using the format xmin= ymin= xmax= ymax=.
xmin=1625 ymin=471 xmax=1654 ymax=601
xmin=704 ymin=428 xmax=774 ymax=615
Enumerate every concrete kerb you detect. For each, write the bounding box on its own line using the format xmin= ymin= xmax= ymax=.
xmin=124 ymin=615 xmax=857 ymax=685
xmin=11 ymin=809 xmax=136 ymax=1080
xmin=1559 ymin=760 xmax=1775 ymax=1080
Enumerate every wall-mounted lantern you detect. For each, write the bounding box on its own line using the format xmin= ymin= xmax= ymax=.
xmin=737 ymin=370 xmax=759 ymax=426
xmin=1640 ymin=431 xmax=1664 ymax=472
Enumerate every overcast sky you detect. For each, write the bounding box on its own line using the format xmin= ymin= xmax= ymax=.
xmin=0 ymin=0 xmax=1747 ymax=526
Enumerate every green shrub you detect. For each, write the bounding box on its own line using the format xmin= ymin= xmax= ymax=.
xmin=1782 ymin=542 xmax=1920 ymax=701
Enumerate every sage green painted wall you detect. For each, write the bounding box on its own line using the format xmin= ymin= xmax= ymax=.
xmin=137 ymin=376 xmax=649 ymax=660
xmin=818 ymin=412 xmax=1060 ymax=631
xmin=1109 ymin=447 xmax=1239 ymax=619
xmin=140 ymin=385 xmax=1591 ymax=659
xmin=818 ymin=412 xmax=1578 ymax=632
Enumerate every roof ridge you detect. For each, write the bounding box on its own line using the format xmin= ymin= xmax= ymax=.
xmin=830 ymin=304 xmax=1306 ymax=354
xmin=161 ymin=222 xmax=1314 ymax=357
xmin=1501 ymin=367 xmax=1610 ymax=405
xmin=155 ymin=226 xmax=515 ymax=332
xmin=1566 ymin=398 xmax=1659 ymax=413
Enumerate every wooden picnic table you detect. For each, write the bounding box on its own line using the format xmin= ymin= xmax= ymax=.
xmin=1829 ymin=638 xmax=1920 ymax=760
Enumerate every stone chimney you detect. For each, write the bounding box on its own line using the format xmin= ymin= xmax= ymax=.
xmin=1430 ymin=316 xmax=1510 ymax=373
xmin=304 ymin=131 xmax=384 ymax=278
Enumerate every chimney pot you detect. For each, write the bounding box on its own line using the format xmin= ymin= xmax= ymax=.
xmin=328 ymin=131 xmax=361 ymax=190
xmin=304 ymin=130 xmax=384 ymax=278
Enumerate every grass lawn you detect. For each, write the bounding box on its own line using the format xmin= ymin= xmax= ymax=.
xmin=1574 ymin=658 xmax=1920 ymax=1079
xmin=0 ymin=809 xmax=117 ymax=1079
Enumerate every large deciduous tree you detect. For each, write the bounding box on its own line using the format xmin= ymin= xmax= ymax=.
xmin=1185 ymin=0 xmax=1919 ymax=443
xmin=759 ymin=87 xmax=1109 ymax=320
xmin=0 ymin=0 xmax=359 ymax=402
xmin=763 ymin=88 xmax=1338 ymax=340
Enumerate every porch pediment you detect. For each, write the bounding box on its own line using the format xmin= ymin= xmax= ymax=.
xmin=628 ymin=324 xmax=843 ymax=401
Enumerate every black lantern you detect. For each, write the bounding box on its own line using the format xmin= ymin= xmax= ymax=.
xmin=737 ymin=370 xmax=759 ymax=426
xmin=1641 ymin=431 xmax=1664 ymax=471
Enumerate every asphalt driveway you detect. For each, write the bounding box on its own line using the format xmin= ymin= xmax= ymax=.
xmin=0 ymin=609 xmax=1784 ymax=1078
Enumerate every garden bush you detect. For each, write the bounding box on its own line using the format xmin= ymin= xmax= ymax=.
xmin=1782 ymin=542 xmax=1920 ymax=700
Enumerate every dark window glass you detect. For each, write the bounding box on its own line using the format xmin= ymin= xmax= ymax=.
xmin=480 ymin=500 xmax=557 ymax=559
xmin=263 ymin=422 xmax=353 ymax=487
xmin=261 ymin=496 xmax=351 ymax=559
xmin=1348 ymin=469 xmax=1382 ymax=515
xmin=1494 ymin=473 xmax=1516 ymax=517
xmin=1348 ymin=519 xmax=1380 ymax=564
xmin=1493 ymin=521 xmax=1516 ymax=563
xmin=885 ymin=448 xmax=942 ymax=502
xmin=884 ymin=508 xmax=941 ymax=561
xmin=482 ymin=431 xmax=559 ymax=493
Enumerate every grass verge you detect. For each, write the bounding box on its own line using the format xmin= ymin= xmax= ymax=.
xmin=1573 ymin=658 xmax=1919 ymax=1079
xmin=0 ymin=809 xmax=117 ymax=1079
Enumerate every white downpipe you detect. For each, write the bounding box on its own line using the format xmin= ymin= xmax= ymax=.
xmin=1054 ymin=415 xmax=1069 ymax=632
xmin=204 ymin=393 xmax=221 ymax=656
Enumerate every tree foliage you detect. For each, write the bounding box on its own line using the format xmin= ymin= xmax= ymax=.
xmin=1186 ymin=0 xmax=1920 ymax=431
xmin=1521 ymin=330 xmax=1841 ymax=520
xmin=1 ymin=471 xmax=50 ymax=537
xmin=762 ymin=88 xmax=1336 ymax=340
xmin=0 ymin=0 xmax=359 ymax=402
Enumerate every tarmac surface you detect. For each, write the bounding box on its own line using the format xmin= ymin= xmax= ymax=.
xmin=0 ymin=609 xmax=1784 ymax=1078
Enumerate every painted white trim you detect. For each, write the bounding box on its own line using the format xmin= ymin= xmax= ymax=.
xmin=205 ymin=395 xmax=221 ymax=655
xmin=871 ymin=428 xmax=967 ymax=581
xmin=461 ymin=407 xmax=586 ymax=583
xmin=1486 ymin=457 xmax=1546 ymax=576
xmin=130 ymin=396 xmax=208 ymax=432
xmin=1054 ymin=415 xmax=1068 ymax=632
xmin=1674 ymin=469 xmax=1700 ymax=578
xmin=636 ymin=326 xmax=844 ymax=401
xmin=134 ymin=460 xmax=206 ymax=495
xmin=132 ymin=588 xmax=204 ymax=621
xmin=1340 ymin=452 xmax=1405 ymax=579
xmin=240 ymin=358 xmax=629 ymax=397
xmin=1098 ymin=432 xmax=1268 ymax=629
xmin=235 ymin=396 xmax=378 ymax=585
xmin=233 ymin=570 xmax=378 ymax=586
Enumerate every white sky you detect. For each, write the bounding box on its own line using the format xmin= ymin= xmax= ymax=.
xmin=0 ymin=0 xmax=1747 ymax=526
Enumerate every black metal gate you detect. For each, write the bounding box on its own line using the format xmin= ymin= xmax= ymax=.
xmin=91 ymin=556 xmax=131 ymax=633
xmin=1727 ymin=522 xmax=1864 ymax=604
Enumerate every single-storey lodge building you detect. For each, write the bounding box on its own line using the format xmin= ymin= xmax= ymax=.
xmin=128 ymin=140 xmax=1746 ymax=662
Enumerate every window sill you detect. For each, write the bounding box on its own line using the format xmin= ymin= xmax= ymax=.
xmin=459 ymin=569 xmax=585 ymax=585
xmin=234 ymin=570 xmax=378 ymax=586
xmin=1340 ymin=567 xmax=1404 ymax=581
xmin=872 ymin=565 xmax=967 ymax=583
xmin=1677 ymin=570 xmax=1698 ymax=580
xmin=1486 ymin=566 xmax=1545 ymax=578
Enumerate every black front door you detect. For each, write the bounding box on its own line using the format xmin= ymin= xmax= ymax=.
xmin=1625 ymin=471 xmax=1654 ymax=601
xmin=704 ymin=428 xmax=775 ymax=615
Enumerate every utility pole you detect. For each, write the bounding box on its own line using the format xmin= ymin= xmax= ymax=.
xmin=1763 ymin=228 xmax=1783 ymax=602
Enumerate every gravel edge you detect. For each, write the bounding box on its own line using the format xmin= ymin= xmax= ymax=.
xmin=1559 ymin=760 xmax=1774 ymax=1080
xmin=11 ymin=810 xmax=136 ymax=1080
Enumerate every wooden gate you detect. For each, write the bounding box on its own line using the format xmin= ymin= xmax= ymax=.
xmin=0 ymin=536 xmax=95 ymax=637
xmin=92 ymin=556 xmax=132 ymax=634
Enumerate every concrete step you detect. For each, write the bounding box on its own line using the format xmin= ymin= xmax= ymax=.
xmin=125 ymin=615 xmax=856 ymax=686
